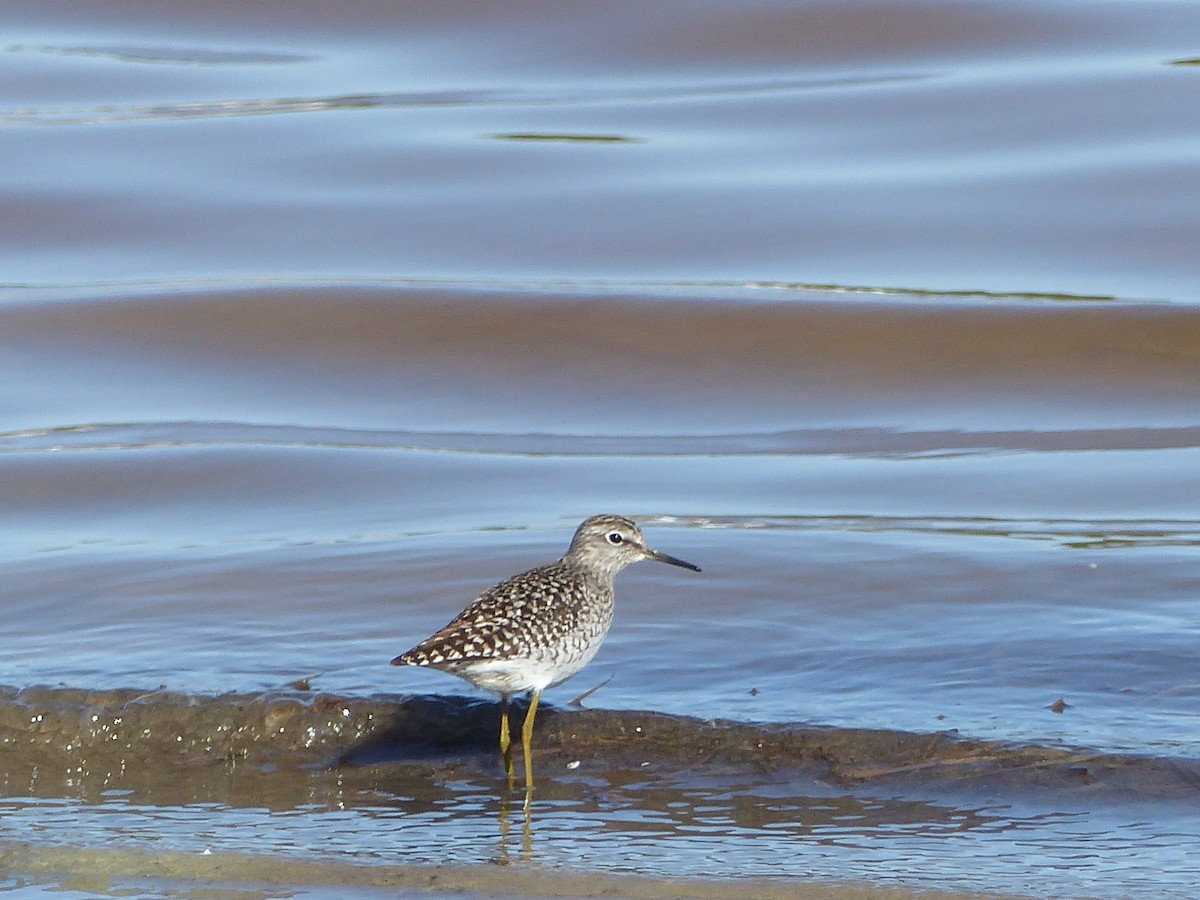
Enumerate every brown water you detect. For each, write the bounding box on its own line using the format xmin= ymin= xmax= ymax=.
xmin=3 ymin=1 xmax=1200 ymax=898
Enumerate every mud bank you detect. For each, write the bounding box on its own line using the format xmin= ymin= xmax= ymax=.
xmin=2 ymin=684 xmax=1196 ymax=802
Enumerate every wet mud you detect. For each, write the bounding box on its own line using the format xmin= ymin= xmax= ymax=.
xmin=0 ymin=844 xmax=1007 ymax=900
xmin=2 ymin=684 xmax=1196 ymax=804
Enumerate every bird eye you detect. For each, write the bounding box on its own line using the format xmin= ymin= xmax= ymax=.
xmin=606 ymin=531 xmax=624 ymax=545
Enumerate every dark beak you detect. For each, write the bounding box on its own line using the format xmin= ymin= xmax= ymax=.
xmin=645 ymin=546 xmax=701 ymax=573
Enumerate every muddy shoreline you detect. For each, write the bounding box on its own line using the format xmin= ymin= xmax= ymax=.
xmin=3 ymin=684 xmax=1196 ymax=801
xmin=3 ymin=684 xmax=1197 ymax=898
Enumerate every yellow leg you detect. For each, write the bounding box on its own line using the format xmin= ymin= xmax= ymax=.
xmin=500 ymin=697 xmax=514 ymax=786
xmin=521 ymin=690 xmax=541 ymax=811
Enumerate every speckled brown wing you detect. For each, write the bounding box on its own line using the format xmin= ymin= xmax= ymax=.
xmin=392 ymin=560 xmax=603 ymax=668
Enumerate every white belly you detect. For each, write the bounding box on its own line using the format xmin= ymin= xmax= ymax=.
xmin=448 ymin=639 xmax=605 ymax=698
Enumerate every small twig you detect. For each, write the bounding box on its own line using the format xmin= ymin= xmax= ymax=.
xmin=569 ymin=673 xmax=615 ymax=707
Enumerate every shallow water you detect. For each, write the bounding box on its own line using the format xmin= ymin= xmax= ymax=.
xmin=1 ymin=779 xmax=1195 ymax=897
xmin=3 ymin=0 xmax=1200 ymax=897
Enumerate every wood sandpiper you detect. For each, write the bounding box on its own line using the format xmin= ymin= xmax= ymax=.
xmin=391 ymin=514 xmax=700 ymax=808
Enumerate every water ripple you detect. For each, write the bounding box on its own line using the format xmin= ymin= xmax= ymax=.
xmin=3 ymin=420 xmax=1199 ymax=458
